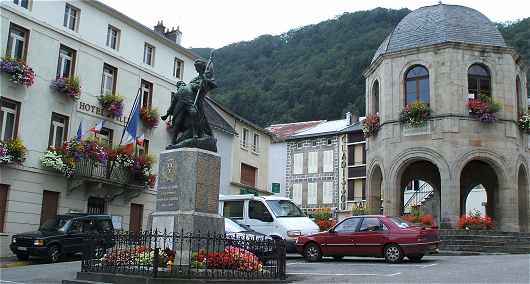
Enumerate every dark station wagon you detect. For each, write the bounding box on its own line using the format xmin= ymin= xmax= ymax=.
xmin=10 ymin=214 xmax=115 ymax=263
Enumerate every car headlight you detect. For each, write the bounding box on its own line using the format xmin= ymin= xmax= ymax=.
xmin=12 ymin=238 xmax=16 ymax=244
xmin=34 ymin=239 xmax=45 ymax=246
xmin=287 ymin=230 xmax=302 ymax=237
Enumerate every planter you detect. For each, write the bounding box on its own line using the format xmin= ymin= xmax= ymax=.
xmin=467 ymin=96 xmax=501 ymax=123
xmin=50 ymin=76 xmax=81 ymax=100
xmin=399 ymin=102 xmax=431 ymax=127
xmin=362 ymin=114 xmax=380 ymax=138
xmin=140 ymin=107 xmax=160 ymax=128
xmin=98 ymin=93 xmax=124 ymax=117
xmin=0 ymin=57 xmax=35 ymax=87
xmin=518 ymin=113 xmax=530 ymax=133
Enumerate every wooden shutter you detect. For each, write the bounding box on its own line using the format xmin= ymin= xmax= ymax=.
xmin=323 ymin=150 xmax=333 ymax=172
xmin=293 ymin=153 xmax=303 ymax=174
xmin=0 ymin=185 xmax=8 ymax=232
xmin=129 ymin=203 xmax=143 ymax=233
xmin=323 ymin=182 xmax=333 ymax=204
xmin=308 ymin=152 xmax=318 ymax=173
xmin=240 ymin=163 xmax=257 ymax=187
xmin=40 ymin=191 xmax=59 ymax=225
xmin=354 ymin=145 xmax=364 ymax=165
xmin=292 ymin=184 xmax=302 ymax=205
xmin=307 ymin=183 xmax=317 ymax=205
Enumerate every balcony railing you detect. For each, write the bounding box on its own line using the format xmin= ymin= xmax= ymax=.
xmin=73 ymin=159 xmax=144 ymax=187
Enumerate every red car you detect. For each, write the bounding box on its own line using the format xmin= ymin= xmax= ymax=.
xmin=296 ymin=215 xmax=440 ymax=263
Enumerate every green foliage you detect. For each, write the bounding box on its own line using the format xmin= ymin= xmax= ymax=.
xmin=498 ymin=18 xmax=530 ymax=95
xmin=313 ymin=208 xmax=332 ymax=222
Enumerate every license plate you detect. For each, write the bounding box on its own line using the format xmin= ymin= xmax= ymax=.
xmin=17 ymin=247 xmax=28 ymax=251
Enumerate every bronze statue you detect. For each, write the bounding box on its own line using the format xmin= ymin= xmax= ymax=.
xmin=161 ymin=52 xmax=217 ymax=152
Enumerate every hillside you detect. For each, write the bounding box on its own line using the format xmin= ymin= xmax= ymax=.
xmin=194 ymin=9 xmax=529 ymax=127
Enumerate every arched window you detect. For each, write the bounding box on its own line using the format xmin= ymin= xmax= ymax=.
xmin=468 ymin=64 xmax=491 ymax=99
xmin=516 ymin=75 xmax=522 ymax=112
xmin=372 ymin=80 xmax=379 ymax=114
xmin=405 ymin=65 xmax=429 ymax=105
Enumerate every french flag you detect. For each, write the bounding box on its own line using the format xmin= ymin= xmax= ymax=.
xmin=122 ymin=99 xmax=140 ymax=148
xmin=90 ymin=120 xmax=105 ymax=133
xmin=136 ymin=133 xmax=145 ymax=146
xmin=76 ymin=120 xmax=84 ymax=141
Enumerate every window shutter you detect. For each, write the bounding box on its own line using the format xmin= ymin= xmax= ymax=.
xmin=308 ymin=152 xmax=318 ymax=173
xmin=354 ymin=145 xmax=364 ymax=165
xmin=293 ymin=153 xmax=303 ymax=174
xmin=308 ymin=183 xmax=317 ymax=205
xmin=354 ymin=179 xmax=363 ymax=200
xmin=323 ymin=150 xmax=333 ymax=172
xmin=323 ymin=182 xmax=333 ymax=204
xmin=292 ymin=184 xmax=302 ymax=205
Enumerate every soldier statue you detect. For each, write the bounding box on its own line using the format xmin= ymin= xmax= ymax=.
xmin=161 ymin=52 xmax=217 ymax=152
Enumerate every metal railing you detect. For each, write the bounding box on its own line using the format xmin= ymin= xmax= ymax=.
xmin=81 ymin=230 xmax=287 ymax=280
xmin=74 ymin=159 xmax=143 ymax=186
xmin=403 ymin=182 xmax=434 ymax=213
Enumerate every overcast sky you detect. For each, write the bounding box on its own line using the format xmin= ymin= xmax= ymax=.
xmin=99 ymin=0 xmax=529 ymax=48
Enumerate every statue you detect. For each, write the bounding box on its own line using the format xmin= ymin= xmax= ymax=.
xmin=161 ymin=52 xmax=218 ymax=152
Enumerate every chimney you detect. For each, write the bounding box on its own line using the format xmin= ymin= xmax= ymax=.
xmin=165 ymin=26 xmax=183 ymax=45
xmin=154 ymin=20 xmax=166 ymax=35
xmin=346 ymin=112 xmax=358 ymax=125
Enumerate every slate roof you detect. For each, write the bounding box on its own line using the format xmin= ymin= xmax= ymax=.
xmin=372 ymin=4 xmax=507 ymax=63
xmin=266 ymin=120 xmax=325 ymax=141
xmin=204 ymin=99 xmax=237 ymax=135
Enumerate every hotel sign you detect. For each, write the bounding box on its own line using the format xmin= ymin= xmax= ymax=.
xmin=77 ymin=101 xmax=128 ymax=125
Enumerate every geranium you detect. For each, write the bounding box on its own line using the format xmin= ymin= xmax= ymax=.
xmin=313 ymin=208 xmax=336 ymax=231
xmin=519 ymin=113 xmax=530 ymax=133
xmin=0 ymin=57 xmax=35 ymax=87
xmin=401 ymin=213 xmax=435 ymax=227
xmin=458 ymin=213 xmax=495 ymax=230
xmin=98 ymin=93 xmax=124 ymax=117
xmin=362 ymin=114 xmax=380 ymax=138
xmin=193 ymin=246 xmax=263 ymax=272
xmin=399 ymin=101 xmax=431 ymax=127
xmin=140 ymin=107 xmax=160 ymax=128
xmin=40 ymin=149 xmax=75 ymax=177
xmin=51 ymin=76 xmax=81 ymax=100
xmin=467 ymin=95 xmax=501 ymax=123
xmin=0 ymin=138 xmax=27 ymax=164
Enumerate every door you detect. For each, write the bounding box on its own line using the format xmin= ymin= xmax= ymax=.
xmin=321 ymin=217 xmax=362 ymax=256
xmin=353 ymin=217 xmax=389 ymax=256
xmin=40 ymin=191 xmax=59 ymax=225
xmin=0 ymin=184 xmax=8 ymax=233
xmin=246 ymin=200 xmax=274 ymax=235
xmin=129 ymin=203 xmax=143 ymax=234
xmin=87 ymin=197 xmax=105 ymax=214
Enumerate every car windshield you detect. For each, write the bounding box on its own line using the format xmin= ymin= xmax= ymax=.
xmin=39 ymin=217 xmax=69 ymax=232
xmin=225 ymin=218 xmax=247 ymax=233
xmin=390 ymin=217 xmax=416 ymax=228
xmin=266 ymin=200 xmax=304 ymax=217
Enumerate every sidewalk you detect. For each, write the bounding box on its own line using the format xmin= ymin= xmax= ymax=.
xmin=0 ymin=255 xmax=30 ymax=268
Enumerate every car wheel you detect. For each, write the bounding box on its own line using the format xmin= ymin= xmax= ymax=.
xmin=16 ymin=253 xmax=29 ymax=261
xmin=47 ymin=245 xmax=61 ymax=263
xmin=333 ymin=256 xmax=344 ymax=261
xmin=303 ymin=243 xmax=322 ymax=262
xmin=384 ymin=244 xmax=403 ymax=264
xmin=408 ymin=254 xmax=424 ymax=262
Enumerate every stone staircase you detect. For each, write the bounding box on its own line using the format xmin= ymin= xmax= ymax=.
xmin=440 ymin=229 xmax=530 ymax=254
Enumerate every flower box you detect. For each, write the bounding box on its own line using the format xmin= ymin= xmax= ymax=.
xmin=0 ymin=57 xmax=35 ymax=87
xmin=518 ymin=113 xmax=530 ymax=133
xmin=51 ymin=76 xmax=81 ymax=100
xmin=466 ymin=95 xmax=501 ymax=123
xmin=98 ymin=93 xmax=124 ymax=117
xmin=0 ymin=138 xmax=27 ymax=165
xmin=399 ymin=102 xmax=431 ymax=127
xmin=140 ymin=107 xmax=160 ymax=128
xmin=362 ymin=114 xmax=380 ymax=138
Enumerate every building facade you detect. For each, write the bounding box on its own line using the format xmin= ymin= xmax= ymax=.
xmin=0 ymin=0 xmax=198 ymax=256
xmin=364 ymin=4 xmax=529 ymax=232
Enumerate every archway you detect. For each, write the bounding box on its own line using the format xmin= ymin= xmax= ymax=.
xmin=398 ymin=160 xmax=441 ymax=224
xmin=460 ymin=160 xmax=499 ymax=219
xmin=518 ymin=165 xmax=529 ymax=232
xmin=368 ymin=164 xmax=383 ymax=214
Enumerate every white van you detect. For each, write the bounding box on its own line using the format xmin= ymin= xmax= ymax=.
xmin=219 ymin=194 xmax=319 ymax=252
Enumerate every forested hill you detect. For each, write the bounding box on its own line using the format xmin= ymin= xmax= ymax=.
xmin=193 ymin=9 xmax=530 ymax=127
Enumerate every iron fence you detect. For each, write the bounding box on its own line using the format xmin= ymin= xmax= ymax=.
xmin=74 ymin=159 xmax=143 ymax=186
xmin=81 ymin=230 xmax=287 ymax=280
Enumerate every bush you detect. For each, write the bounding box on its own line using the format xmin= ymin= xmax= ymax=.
xmin=401 ymin=213 xmax=435 ymax=227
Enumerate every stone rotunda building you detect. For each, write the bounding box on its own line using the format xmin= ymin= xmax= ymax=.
xmin=363 ymin=4 xmax=528 ymax=232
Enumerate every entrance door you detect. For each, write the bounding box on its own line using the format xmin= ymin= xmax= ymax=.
xmin=322 ymin=217 xmax=362 ymax=256
xmin=0 ymin=184 xmax=8 ymax=232
xmin=87 ymin=197 xmax=105 ymax=214
xmin=40 ymin=191 xmax=59 ymax=225
xmin=129 ymin=203 xmax=143 ymax=233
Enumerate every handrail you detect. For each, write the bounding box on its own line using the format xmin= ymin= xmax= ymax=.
xmin=403 ymin=182 xmax=433 ymax=210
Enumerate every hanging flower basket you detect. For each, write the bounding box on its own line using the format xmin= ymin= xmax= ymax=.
xmin=399 ymin=101 xmax=431 ymax=127
xmin=140 ymin=107 xmax=160 ymax=128
xmin=51 ymin=76 xmax=81 ymax=100
xmin=0 ymin=57 xmax=35 ymax=87
xmin=518 ymin=113 xmax=530 ymax=133
xmin=98 ymin=93 xmax=124 ymax=117
xmin=466 ymin=95 xmax=501 ymax=123
xmin=0 ymin=138 xmax=27 ymax=164
xmin=362 ymin=114 xmax=380 ymax=138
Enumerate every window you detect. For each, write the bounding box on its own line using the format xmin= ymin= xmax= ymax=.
xmin=0 ymin=98 xmax=20 ymax=141
xmin=173 ymin=58 xmax=184 ymax=79
xmin=292 ymin=183 xmax=302 ymax=205
xmin=6 ymin=23 xmax=28 ymax=61
xmin=293 ymin=153 xmax=303 ymax=174
xmin=48 ymin=113 xmax=69 ymax=148
xmin=359 ymin=217 xmax=385 ymax=232
xmin=348 ymin=144 xmax=366 ymax=166
xmin=468 ymin=64 xmax=491 ymax=99
xmin=373 ymin=80 xmax=380 ymax=113
xmin=516 ymin=76 xmax=523 ymax=112
xmin=252 ymin=133 xmax=260 ymax=153
xmin=307 ymin=182 xmax=317 ymax=205
xmin=63 ymin=4 xmax=80 ymax=32
xmin=347 ymin=178 xmax=366 ymax=201
xmin=97 ymin=127 xmax=113 ymax=146
xmin=57 ymin=45 xmax=76 ymax=78
xmin=138 ymin=139 xmax=149 ymax=156
xmin=323 ymin=150 xmax=333 ymax=172
xmin=13 ymin=0 xmax=29 ymax=9
xmin=101 ymin=64 xmax=117 ymax=95
xmin=296 ymin=142 xmax=303 ymax=149
xmin=308 ymin=152 xmax=318 ymax=173
xmin=241 ymin=128 xmax=249 ymax=148
xmin=143 ymin=43 xmax=155 ymax=66
xmin=106 ymin=25 xmax=120 ymax=50
xmin=323 ymin=182 xmax=333 ymax=204
xmin=249 ymin=201 xmax=272 ymax=222
xmin=87 ymin=197 xmax=105 ymax=214
xmin=223 ymin=201 xmax=244 ymax=219
xmin=326 ymin=138 xmax=332 ymax=145
xmin=334 ymin=217 xmax=361 ymax=233
xmin=141 ymin=80 xmax=153 ymax=108
xmin=312 ymin=140 xmax=317 ymax=146
xmin=0 ymin=184 xmax=8 ymax=233
xmin=405 ymin=65 xmax=429 ymax=105
xmin=240 ymin=163 xmax=257 ymax=187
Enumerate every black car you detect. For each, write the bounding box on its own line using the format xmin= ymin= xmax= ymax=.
xmin=224 ymin=218 xmax=276 ymax=261
xmin=10 ymin=214 xmax=115 ymax=263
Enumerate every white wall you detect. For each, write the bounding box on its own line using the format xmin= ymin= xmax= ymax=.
xmin=268 ymin=142 xmax=287 ymax=196
xmin=213 ymin=129 xmax=234 ymax=195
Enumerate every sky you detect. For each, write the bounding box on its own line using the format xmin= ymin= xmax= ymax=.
xmin=99 ymin=0 xmax=529 ymax=49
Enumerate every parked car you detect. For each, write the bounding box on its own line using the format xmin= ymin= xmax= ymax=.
xmin=10 ymin=214 xmax=115 ymax=263
xmin=219 ymin=195 xmax=319 ymax=252
xmin=224 ymin=218 xmax=277 ymax=261
xmin=296 ymin=215 xmax=440 ymax=263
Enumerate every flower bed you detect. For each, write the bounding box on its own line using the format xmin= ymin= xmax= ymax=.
xmin=313 ymin=208 xmax=336 ymax=231
xmin=51 ymin=76 xmax=81 ymax=100
xmin=193 ymin=246 xmax=263 ymax=272
xmin=362 ymin=114 xmax=380 ymax=138
xmin=467 ymin=95 xmax=501 ymax=123
xmin=0 ymin=57 xmax=35 ymax=87
xmin=140 ymin=107 xmax=160 ymax=128
xmin=0 ymin=139 xmax=27 ymax=164
xmin=98 ymin=93 xmax=124 ymax=117
xmin=519 ymin=113 xmax=530 ymax=133
xmin=401 ymin=213 xmax=435 ymax=227
xmin=399 ymin=102 xmax=431 ymax=127
xmin=458 ymin=214 xmax=495 ymax=230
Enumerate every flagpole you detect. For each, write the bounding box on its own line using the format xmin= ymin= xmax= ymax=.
xmin=119 ymin=87 xmax=142 ymax=146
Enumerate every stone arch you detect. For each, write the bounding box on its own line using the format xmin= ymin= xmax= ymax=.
xmin=367 ymin=159 xmax=384 ymax=214
xmin=516 ymin=161 xmax=529 ymax=232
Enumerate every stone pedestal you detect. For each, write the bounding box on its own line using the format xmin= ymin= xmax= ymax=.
xmin=149 ymin=147 xmax=224 ymax=237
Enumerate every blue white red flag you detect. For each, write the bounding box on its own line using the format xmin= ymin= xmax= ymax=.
xmin=122 ymin=100 xmax=140 ymax=146
xmin=90 ymin=120 xmax=105 ymax=133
